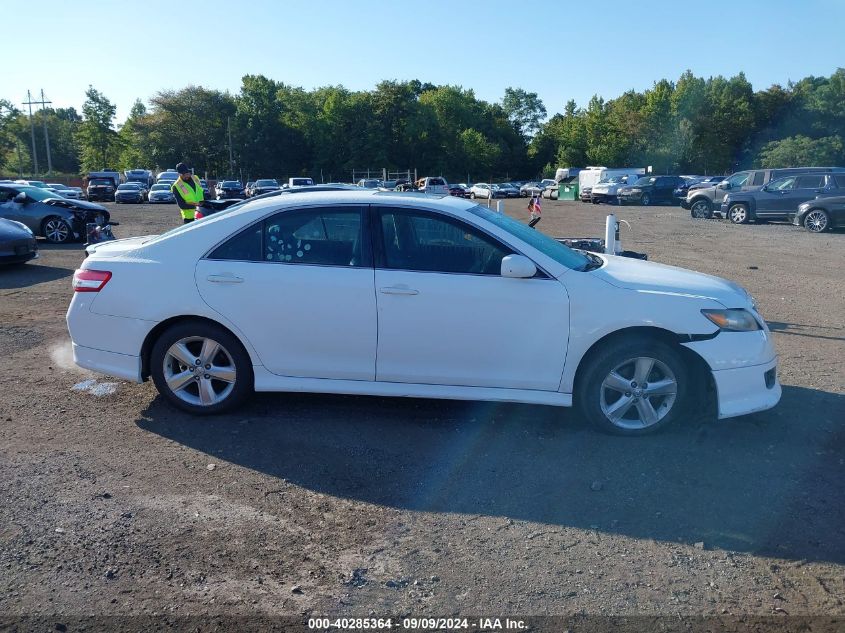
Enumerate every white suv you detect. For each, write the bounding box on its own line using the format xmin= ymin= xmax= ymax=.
xmin=418 ymin=177 xmax=449 ymax=195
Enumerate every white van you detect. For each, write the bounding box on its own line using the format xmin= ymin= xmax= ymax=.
xmin=289 ymin=177 xmax=314 ymax=187
xmin=418 ymin=176 xmax=449 ymax=195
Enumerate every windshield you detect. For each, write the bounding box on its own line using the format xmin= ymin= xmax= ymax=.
xmin=222 ymin=181 xmax=241 ymax=187
xmin=151 ymin=184 xmax=170 ymax=191
xmin=633 ymin=177 xmax=657 ymax=186
xmin=48 ymin=183 xmax=69 ymax=189
xmin=256 ymin=180 xmax=278 ymax=186
xmin=119 ymin=184 xmax=141 ymax=189
xmin=90 ymin=179 xmax=112 ymax=185
xmin=468 ymin=205 xmax=590 ymax=271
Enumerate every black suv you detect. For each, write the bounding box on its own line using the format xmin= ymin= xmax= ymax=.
xmin=789 ymin=193 xmax=845 ymax=233
xmin=617 ymin=175 xmax=686 ymax=206
xmin=720 ymin=172 xmax=845 ymax=224
xmin=87 ymin=178 xmax=116 ymax=202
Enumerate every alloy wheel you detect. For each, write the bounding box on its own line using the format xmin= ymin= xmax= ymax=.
xmin=599 ymin=356 xmax=678 ymax=430
xmin=44 ymin=218 xmax=70 ymax=243
xmin=163 ymin=336 xmax=237 ymax=407
xmin=729 ymin=205 xmax=748 ymax=224
xmin=690 ymin=200 xmax=711 ymax=218
xmin=804 ymin=210 xmax=828 ymax=233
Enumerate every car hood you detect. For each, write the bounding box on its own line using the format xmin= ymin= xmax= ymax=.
xmin=0 ymin=219 xmax=34 ymax=240
xmin=591 ymin=255 xmax=749 ymax=307
xmin=44 ymin=197 xmax=108 ymax=212
xmin=85 ymin=235 xmax=156 ymax=258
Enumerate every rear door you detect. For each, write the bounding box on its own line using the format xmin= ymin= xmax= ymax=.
xmin=195 ymin=204 xmax=378 ymax=380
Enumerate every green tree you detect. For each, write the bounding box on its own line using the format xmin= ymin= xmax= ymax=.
xmin=77 ymin=86 xmax=122 ymax=172
xmin=757 ymin=135 xmax=844 ymax=167
xmin=502 ymin=88 xmax=547 ymax=139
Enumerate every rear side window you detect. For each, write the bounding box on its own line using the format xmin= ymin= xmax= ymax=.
xmin=795 ymin=175 xmax=824 ymax=189
xmin=208 ymin=224 xmax=263 ymax=262
xmin=264 ymin=207 xmax=366 ymax=267
xmin=834 ymin=175 xmax=845 ymax=189
xmin=428 ymin=178 xmax=445 ymax=186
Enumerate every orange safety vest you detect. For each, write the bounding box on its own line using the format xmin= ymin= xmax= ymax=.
xmin=171 ymin=175 xmax=204 ymax=219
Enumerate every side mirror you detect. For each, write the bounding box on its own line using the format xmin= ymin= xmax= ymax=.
xmin=14 ymin=192 xmax=27 ymax=203
xmin=501 ymin=254 xmax=537 ymax=279
xmin=761 ymin=185 xmax=769 ymax=192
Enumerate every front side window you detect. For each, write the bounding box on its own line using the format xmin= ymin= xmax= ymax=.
xmin=750 ymin=171 xmax=766 ymax=186
xmin=726 ymin=172 xmax=750 ymax=187
xmin=767 ymin=177 xmax=796 ymax=191
xmin=378 ymin=208 xmax=512 ymax=275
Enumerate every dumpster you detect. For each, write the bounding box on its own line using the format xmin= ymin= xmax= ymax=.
xmin=558 ymin=178 xmax=579 ymax=201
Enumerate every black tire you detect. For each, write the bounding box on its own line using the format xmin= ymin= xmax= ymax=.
xmin=41 ymin=216 xmax=73 ymax=243
xmin=591 ymin=197 xmax=600 ymax=204
xmin=803 ymin=209 xmax=830 ymax=233
xmin=577 ymin=338 xmax=690 ymax=436
xmin=150 ymin=321 xmax=253 ymax=415
xmin=728 ymin=203 xmax=750 ymax=224
xmin=689 ymin=199 xmax=712 ymax=219
xmin=470 ymin=192 xmax=476 ymax=199
xmin=641 ymin=193 xmax=651 ymax=206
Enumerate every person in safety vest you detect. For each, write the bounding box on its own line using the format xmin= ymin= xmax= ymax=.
xmin=171 ymin=162 xmax=204 ymax=223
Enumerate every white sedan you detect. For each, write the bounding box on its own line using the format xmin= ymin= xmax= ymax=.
xmin=67 ymin=191 xmax=780 ymax=435
xmin=469 ymin=183 xmax=503 ymax=199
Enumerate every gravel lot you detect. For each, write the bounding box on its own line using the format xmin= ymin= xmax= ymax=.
xmin=0 ymin=197 xmax=843 ymax=629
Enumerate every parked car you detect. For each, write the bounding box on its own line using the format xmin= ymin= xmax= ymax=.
xmin=15 ymin=179 xmax=48 ymax=189
xmin=0 ymin=218 xmax=38 ymax=264
xmin=148 ymin=183 xmax=176 ymax=204
xmin=68 ymin=190 xmax=780 ymax=435
xmin=157 ymin=170 xmax=180 ymax=184
xmin=417 ymin=177 xmax=449 ymax=195
xmin=215 ymin=181 xmax=246 ymax=200
xmin=683 ymin=167 xmax=845 ymax=218
xmin=87 ymin=178 xmax=116 ymax=202
xmin=244 ymin=182 xmax=256 ymax=198
xmin=115 ymin=183 xmax=146 ymax=204
xmin=0 ymin=183 xmax=109 ymax=243
xmin=47 ymin=183 xmax=83 ymax=200
xmin=720 ymin=173 xmax=845 ymax=224
xmin=590 ymin=174 xmax=640 ymax=204
xmin=617 ymin=176 xmax=687 ymax=206
xmin=469 ymin=183 xmax=502 ymax=199
xmin=357 ymin=179 xmax=382 ymax=189
xmin=495 ymin=183 xmax=520 ymax=198
xmin=199 ymin=180 xmax=211 ymax=199
xmin=448 ymin=184 xmax=468 ymax=197
xmin=289 ymin=177 xmax=314 ymax=187
xmin=521 ymin=180 xmax=555 ymax=197
xmin=253 ymin=179 xmax=281 ymax=196
xmin=789 ymin=193 xmax=845 ymax=233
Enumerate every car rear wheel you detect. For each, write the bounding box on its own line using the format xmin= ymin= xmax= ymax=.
xmin=690 ymin=199 xmax=712 ymax=219
xmin=577 ymin=339 xmax=689 ymax=435
xmin=42 ymin=216 xmax=72 ymax=243
xmin=150 ymin=321 xmax=253 ymax=415
xmin=728 ymin=203 xmax=750 ymax=224
xmin=470 ymin=192 xmax=476 ymax=199
xmin=803 ymin=209 xmax=830 ymax=233
xmin=640 ymin=193 xmax=651 ymax=206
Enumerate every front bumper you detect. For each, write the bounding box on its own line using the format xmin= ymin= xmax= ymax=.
xmin=590 ymin=192 xmax=617 ymax=203
xmin=682 ymin=329 xmax=780 ymax=419
xmin=680 ymin=199 xmax=691 ymax=209
xmin=617 ymin=192 xmax=644 ymax=203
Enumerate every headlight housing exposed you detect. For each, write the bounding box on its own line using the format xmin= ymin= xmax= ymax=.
xmin=701 ymin=308 xmax=761 ymax=331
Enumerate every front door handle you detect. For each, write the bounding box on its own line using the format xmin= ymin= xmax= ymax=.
xmin=207 ymin=273 xmax=244 ymax=284
xmin=380 ymin=285 xmax=419 ymax=296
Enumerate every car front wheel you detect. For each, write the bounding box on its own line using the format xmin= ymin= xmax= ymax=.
xmin=803 ymin=209 xmax=830 ymax=233
xmin=150 ymin=321 xmax=253 ymax=415
xmin=690 ymin=199 xmax=712 ymax=219
xmin=42 ymin=216 xmax=73 ymax=243
xmin=577 ymin=338 xmax=690 ymax=435
xmin=728 ymin=203 xmax=750 ymax=224
xmin=640 ymin=193 xmax=651 ymax=206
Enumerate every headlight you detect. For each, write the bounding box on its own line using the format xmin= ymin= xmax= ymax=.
xmin=11 ymin=220 xmax=34 ymax=236
xmin=630 ymin=188 xmax=642 ymax=193
xmin=701 ymin=308 xmax=760 ymax=331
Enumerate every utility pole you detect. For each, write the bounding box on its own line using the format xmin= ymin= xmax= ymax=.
xmin=227 ymin=116 xmax=234 ymax=177
xmin=23 ymin=90 xmax=39 ymax=175
xmin=39 ymin=90 xmax=53 ymax=175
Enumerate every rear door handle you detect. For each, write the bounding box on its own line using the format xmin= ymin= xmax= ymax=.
xmin=380 ymin=285 xmax=419 ymax=296
xmin=207 ymin=273 xmax=244 ymax=284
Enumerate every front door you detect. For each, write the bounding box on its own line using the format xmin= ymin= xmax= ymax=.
xmin=195 ymin=205 xmax=378 ymax=380
xmin=372 ymin=206 xmax=570 ymax=391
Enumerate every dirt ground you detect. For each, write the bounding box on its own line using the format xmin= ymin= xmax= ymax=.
xmin=0 ymin=196 xmax=843 ymax=630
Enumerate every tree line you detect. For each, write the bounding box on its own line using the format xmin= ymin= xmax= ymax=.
xmin=1 ymin=68 xmax=844 ymax=182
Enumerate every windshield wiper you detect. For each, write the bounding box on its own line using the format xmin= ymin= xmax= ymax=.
xmin=578 ymin=251 xmax=604 ymax=272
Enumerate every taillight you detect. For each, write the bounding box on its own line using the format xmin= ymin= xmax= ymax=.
xmin=73 ymin=269 xmax=112 ymax=292
xmin=194 ymin=209 xmax=205 ymax=219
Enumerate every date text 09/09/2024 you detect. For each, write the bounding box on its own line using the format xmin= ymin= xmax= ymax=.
xmin=308 ymin=618 xmax=528 ymax=630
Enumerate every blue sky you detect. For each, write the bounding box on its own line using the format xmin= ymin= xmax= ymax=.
xmin=6 ymin=0 xmax=844 ymax=123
